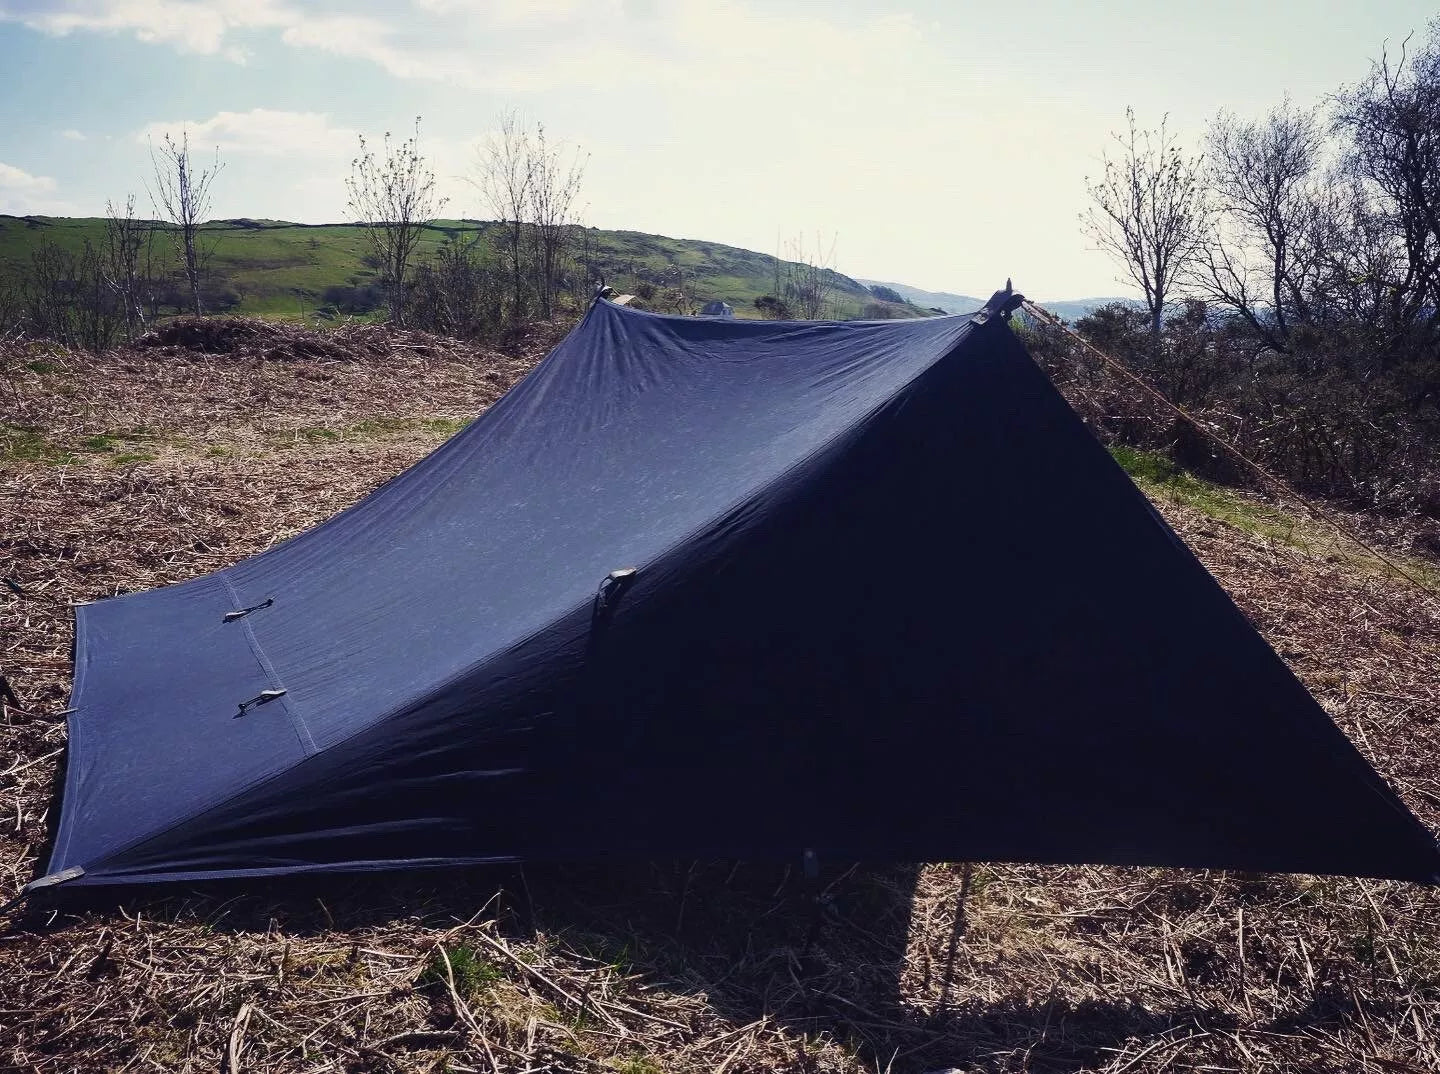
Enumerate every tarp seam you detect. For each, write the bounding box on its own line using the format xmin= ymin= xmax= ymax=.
xmin=220 ymin=572 xmax=317 ymax=756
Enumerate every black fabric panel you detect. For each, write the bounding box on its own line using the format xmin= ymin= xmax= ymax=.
xmin=553 ymin=320 xmax=1440 ymax=880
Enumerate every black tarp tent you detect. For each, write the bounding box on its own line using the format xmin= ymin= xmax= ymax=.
xmin=34 ymin=289 xmax=1440 ymax=893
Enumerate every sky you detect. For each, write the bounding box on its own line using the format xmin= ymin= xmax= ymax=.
xmin=0 ymin=0 xmax=1435 ymax=300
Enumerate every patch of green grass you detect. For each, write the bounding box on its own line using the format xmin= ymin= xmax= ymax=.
xmin=74 ymin=428 xmax=171 ymax=460
xmin=205 ymin=445 xmax=234 ymax=457
xmin=1 ymin=423 xmax=75 ymax=464
xmin=24 ymin=359 xmax=59 ymax=374
xmin=276 ymin=417 xmax=467 ymax=447
xmin=80 ymin=433 xmax=123 ymax=453
xmin=1111 ymin=445 xmax=1440 ymax=588
xmin=342 ymin=419 xmax=401 ymax=437
xmin=608 ymin=1056 xmax=663 ymax=1074
xmin=418 ymin=944 xmax=502 ymax=1000
xmin=1108 ymin=444 xmax=1179 ymax=484
xmin=426 ymin=418 xmax=468 ymax=436
xmin=1110 ymin=445 xmax=1300 ymax=543
xmin=350 ymin=416 xmax=468 ymax=438
xmin=601 ymin=941 xmax=635 ymax=976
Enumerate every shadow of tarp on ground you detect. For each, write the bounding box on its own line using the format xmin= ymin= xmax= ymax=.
xmin=17 ymin=861 xmax=1341 ymax=1073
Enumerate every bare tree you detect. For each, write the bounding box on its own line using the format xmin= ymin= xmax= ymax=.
xmin=659 ymin=260 xmax=697 ymax=315
xmin=472 ymin=113 xmax=589 ymax=323
xmin=1083 ymin=109 xmax=1207 ymax=350
xmin=0 ymin=266 xmax=24 ymax=410
xmin=1199 ymin=101 xmax=1327 ymax=351
xmin=1334 ymin=28 xmax=1440 ymax=350
xmin=1308 ymin=173 xmax=1406 ymax=335
xmin=780 ymin=231 xmax=838 ymax=319
xmin=148 ymin=132 xmax=222 ymax=315
xmin=475 ymin=112 xmax=532 ymax=323
xmin=346 ymin=117 xmax=446 ymax=325
xmin=21 ymin=241 xmax=79 ymax=344
xmin=526 ymin=123 xmax=587 ymax=319
xmin=103 ymin=195 xmax=150 ymax=341
xmin=73 ymin=239 xmax=122 ymax=353
xmin=20 ymin=239 xmax=121 ymax=352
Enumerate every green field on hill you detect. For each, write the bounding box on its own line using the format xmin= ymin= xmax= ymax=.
xmin=0 ymin=215 xmax=925 ymax=322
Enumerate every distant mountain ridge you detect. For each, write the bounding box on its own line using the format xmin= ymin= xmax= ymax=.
xmin=858 ymin=279 xmax=1138 ymax=322
xmin=857 ymin=280 xmax=986 ymax=315
xmin=1032 ymin=297 xmax=1141 ymax=322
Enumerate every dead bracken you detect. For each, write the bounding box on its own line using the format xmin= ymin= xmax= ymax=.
xmin=2 ymin=320 xmax=1440 ymax=1073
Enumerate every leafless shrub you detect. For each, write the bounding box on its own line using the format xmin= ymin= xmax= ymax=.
xmin=148 ymin=132 xmax=223 ymax=316
xmin=1334 ymin=27 xmax=1440 ymax=353
xmin=346 ymin=117 xmax=446 ymax=325
xmin=753 ymin=294 xmax=791 ymax=319
xmin=779 ymin=230 xmax=838 ymax=319
xmin=102 ymin=196 xmax=152 ymax=342
xmin=0 ymin=264 xmax=23 ymax=340
xmin=407 ymin=237 xmax=504 ymax=339
xmin=1198 ymin=101 xmax=1328 ymax=354
xmin=17 ymin=239 xmax=123 ymax=353
xmin=473 ymin=112 xmax=588 ymax=323
xmin=526 ymin=123 xmax=587 ymax=319
xmin=1084 ymin=109 xmax=1208 ymax=349
xmin=476 ymin=112 xmax=533 ymax=324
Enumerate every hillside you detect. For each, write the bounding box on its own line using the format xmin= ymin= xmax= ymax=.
xmin=0 ymin=216 xmax=927 ymax=322
xmin=3 ymin=323 xmax=1440 ymax=1072
xmin=860 ymin=277 xmax=1138 ymax=322
xmin=857 ymin=278 xmax=987 ymax=315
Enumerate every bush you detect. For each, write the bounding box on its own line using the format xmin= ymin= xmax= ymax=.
xmin=1029 ymin=298 xmax=1440 ymax=516
xmin=406 ymin=241 xmax=503 ymax=340
xmin=754 ymin=294 xmax=791 ymax=319
xmin=201 ymin=281 xmax=241 ymax=313
xmin=320 ymin=281 xmax=385 ymax=315
xmin=16 ymin=239 xmax=124 ymax=353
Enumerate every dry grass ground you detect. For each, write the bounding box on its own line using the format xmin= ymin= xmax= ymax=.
xmin=2 ymin=320 xmax=1440 ymax=1073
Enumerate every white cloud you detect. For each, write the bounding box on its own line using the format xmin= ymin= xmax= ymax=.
xmin=411 ymin=0 xmax=605 ymax=21
xmin=270 ymin=2 xmax=922 ymax=99
xmin=130 ymin=110 xmax=475 ymax=223
xmin=59 ymin=128 xmax=86 ymax=141
xmin=0 ymin=162 xmax=84 ymax=215
xmin=0 ymin=161 xmax=57 ymax=192
xmin=136 ymin=109 xmax=360 ymax=158
xmin=0 ymin=0 xmax=925 ymax=97
xmin=0 ymin=0 xmax=294 ymax=57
